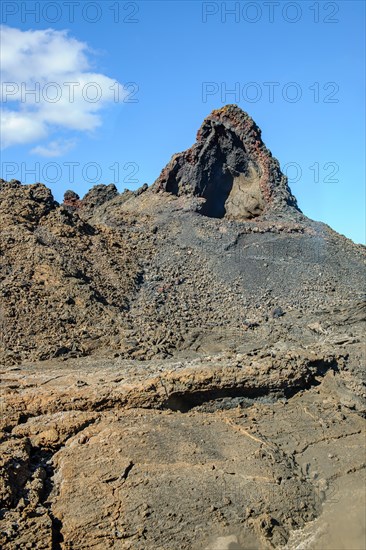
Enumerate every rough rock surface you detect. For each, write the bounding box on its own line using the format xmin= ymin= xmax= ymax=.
xmin=0 ymin=180 xmax=142 ymax=364
xmin=153 ymin=104 xmax=299 ymax=219
xmin=0 ymin=106 xmax=365 ymax=549
xmin=1 ymin=346 xmax=365 ymax=549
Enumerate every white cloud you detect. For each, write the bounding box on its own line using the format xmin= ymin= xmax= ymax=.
xmin=30 ymin=139 xmax=77 ymax=157
xmin=0 ymin=25 xmax=126 ymax=150
xmin=0 ymin=110 xmax=48 ymax=146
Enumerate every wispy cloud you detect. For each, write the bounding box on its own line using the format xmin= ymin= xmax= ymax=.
xmin=0 ymin=25 xmax=126 ymax=150
xmin=30 ymin=138 xmax=77 ymax=157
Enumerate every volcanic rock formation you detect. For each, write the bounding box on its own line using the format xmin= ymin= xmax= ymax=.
xmin=0 ymin=106 xmax=365 ymax=550
xmin=0 ymin=106 xmax=364 ymax=366
xmin=153 ymin=105 xmax=299 ymax=219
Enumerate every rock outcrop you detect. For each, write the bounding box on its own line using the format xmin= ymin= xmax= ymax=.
xmin=63 ymin=183 xmax=118 ymax=217
xmin=0 ymin=179 xmax=56 ymax=227
xmin=0 ymin=179 xmax=142 ymax=364
xmin=153 ymin=105 xmax=299 ymax=219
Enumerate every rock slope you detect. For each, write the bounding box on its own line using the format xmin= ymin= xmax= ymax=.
xmin=1 ymin=106 xmax=364 ymax=365
xmin=0 ymin=105 xmax=365 ymax=549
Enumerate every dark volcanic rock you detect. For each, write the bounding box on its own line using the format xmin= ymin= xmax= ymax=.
xmin=153 ymin=104 xmax=299 ymax=220
xmin=0 ymin=106 xmax=365 ymax=366
xmin=0 ymin=180 xmax=142 ymax=364
xmin=63 ymin=190 xmax=81 ymax=210
xmin=0 ymin=179 xmax=56 ymax=226
xmin=63 ymin=184 xmax=118 ymax=216
xmin=135 ymin=183 xmax=149 ymax=196
xmin=81 ymin=183 xmax=118 ymax=214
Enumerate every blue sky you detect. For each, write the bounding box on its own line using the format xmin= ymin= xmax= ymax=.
xmin=1 ymin=1 xmax=365 ymax=243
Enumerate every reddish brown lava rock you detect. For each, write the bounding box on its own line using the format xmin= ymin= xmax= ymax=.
xmin=153 ymin=104 xmax=299 ymax=220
